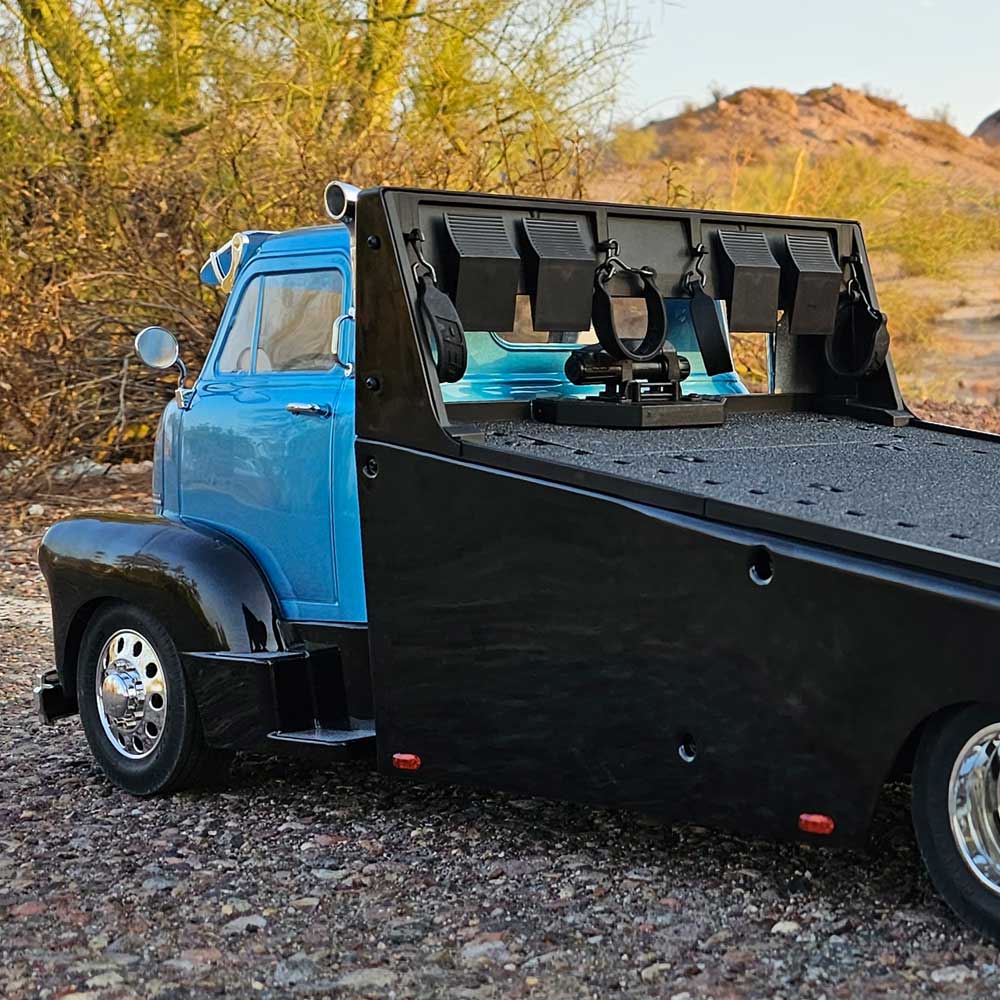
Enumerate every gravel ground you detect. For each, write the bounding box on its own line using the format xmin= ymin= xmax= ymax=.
xmin=3 ymin=457 xmax=1000 ymax=999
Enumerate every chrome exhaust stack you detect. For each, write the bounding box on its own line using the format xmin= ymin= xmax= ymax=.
xmin=324 ymin=181 xmax=360 ymax=229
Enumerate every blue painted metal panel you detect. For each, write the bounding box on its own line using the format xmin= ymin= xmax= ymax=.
xmin=198 ymin=225 xmax=353 ymax=288
xmin=179 ymin=240 xmax=366 ymax=623
xmin=254 ymin=226 xmax=352 ymax=259
xmin=329 ymin=318 xmax=366 ymax=623
xmin=198 ymin=231 xmax=276 ymax=287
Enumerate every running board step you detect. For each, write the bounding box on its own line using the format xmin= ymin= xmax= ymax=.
xmin=268 ymin=727 xmax=376 ymax=749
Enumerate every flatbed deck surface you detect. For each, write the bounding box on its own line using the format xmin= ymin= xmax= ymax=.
xmin=477 ymin=411 xmax=1000 ymax=567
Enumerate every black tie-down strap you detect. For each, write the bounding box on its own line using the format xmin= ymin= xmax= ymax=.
xmin=406 ymin=228 xmax=467 ymax=383
xmin=417 ymin=275 xmax=468 ymax=383
xmin=592 ymin=251 xmax=668 ymax=362
xmin=684 ymin=243 xmax=734 ymax=376
xmin=825 ymin=277 xmax=890 ymax=379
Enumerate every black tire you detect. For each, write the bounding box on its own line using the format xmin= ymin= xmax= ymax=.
xmin=77 ymin=602 xmax=227 ymax=796
xmin=912 ymin=703 xmax=1000 ymax=943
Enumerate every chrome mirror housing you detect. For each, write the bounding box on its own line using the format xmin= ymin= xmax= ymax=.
xmin=134 ymin=326 xmax=180 ymax=370
xmin=134 ymin=326 xmax=192 ymax=409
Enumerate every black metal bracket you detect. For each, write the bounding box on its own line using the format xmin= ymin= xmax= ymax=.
xmin=442 ymin=212 xmax=521 ymax=331
xmin=522 ymin=217 xmax=595 ymax=332
xmin=532 ymin=342 xmax=724 ymax=429
xmin=716 ymin=230 xmax=781 ymax=332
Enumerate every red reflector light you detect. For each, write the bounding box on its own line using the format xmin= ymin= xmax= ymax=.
xmin=392 ymin=753 xmax=422 ymax=771
xmin=798 ymin=813 xmax=835 ymax=835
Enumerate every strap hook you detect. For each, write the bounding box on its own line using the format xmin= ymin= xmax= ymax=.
xmin=843 ymin=255 xmax=881 ymax=320
xmin=596 ymin=239 xmax=655 ymax=282
xmin=405 ymin=228 xmax=438 ymax=285
xmin=684 ymin=242 xmax=708 ymax=291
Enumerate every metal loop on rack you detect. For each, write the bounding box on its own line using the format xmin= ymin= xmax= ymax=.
xmin=406 ymin=228 xmax=438 ymax=285
xmin=684 ymin=242 xmax=708 ymax=291
xmin=592 ymin=240 xmax=667 ymax=363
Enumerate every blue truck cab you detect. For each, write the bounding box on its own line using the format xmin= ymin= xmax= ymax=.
xmin=161 ymin=223 xmax=366 ymax=624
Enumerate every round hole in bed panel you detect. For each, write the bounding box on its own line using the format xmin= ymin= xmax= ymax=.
xmin=748 ymin=547 xmax=774 ymax=587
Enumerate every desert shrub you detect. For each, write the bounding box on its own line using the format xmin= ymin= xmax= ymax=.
xmin=0 ymin=0 xmax=638 ymax=495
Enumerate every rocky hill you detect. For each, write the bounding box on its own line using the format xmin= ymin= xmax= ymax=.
xmin=638 ymin=85 xmax=1000 ymax=188
xmin=974 ymin=109 xmax=1000 ymax=146
xmin=602 ymin=85 xmax=1000 ymax=409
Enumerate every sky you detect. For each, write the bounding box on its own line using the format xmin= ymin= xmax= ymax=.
xmin=623 ymin=0 xmax=1000 ymax=135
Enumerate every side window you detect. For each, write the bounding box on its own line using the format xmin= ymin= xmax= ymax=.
xmin=257 ymin=270 xmax=345 ymax=372
xmin=216 ymin=278 xmax=261 ymax=374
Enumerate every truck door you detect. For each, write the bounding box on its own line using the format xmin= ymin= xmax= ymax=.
xmin=178 ymin=252 xmax=358 ymax=622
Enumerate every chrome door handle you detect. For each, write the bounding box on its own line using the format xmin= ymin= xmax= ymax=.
xmin=286 ymin=402 xmax=331 ymax=418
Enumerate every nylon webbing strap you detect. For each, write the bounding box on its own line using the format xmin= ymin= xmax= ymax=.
xmin=689 ymin=284 xmax=734 ymax=376
xmin=417 ymin=276 xmax=468 ymax=383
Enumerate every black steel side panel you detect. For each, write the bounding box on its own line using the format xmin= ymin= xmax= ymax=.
xmin=359 ymin=443 xmax=1000 ymax=847
xmin=39 ymin=513 xmax=286 ymax=747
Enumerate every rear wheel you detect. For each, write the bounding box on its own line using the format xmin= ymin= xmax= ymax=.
xmin=77 ymin=603 xmax=224 ymax=795
xmin=912 ymin=704 xmax=1000 ymax=943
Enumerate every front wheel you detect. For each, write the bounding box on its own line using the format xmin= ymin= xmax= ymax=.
xmin=912 ymin=704 xmax=1000 ymax=943
xmin=77 ymin=603 xmax=224 ymax=795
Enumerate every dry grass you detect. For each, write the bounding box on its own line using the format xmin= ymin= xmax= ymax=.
xmin=610 ymin=146 xmax=1000 ymax=383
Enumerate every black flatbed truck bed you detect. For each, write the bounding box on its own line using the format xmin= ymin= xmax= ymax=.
xmin=463 ymin=408 xmax=1000 ymax=586
xmin=351 ymin=187 xmax=1000 ymax=905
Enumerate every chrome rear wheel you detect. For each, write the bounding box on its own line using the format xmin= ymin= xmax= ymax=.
xmin=949 ymin=724 xmax=1000 ymax=896
xmin=913 ymin=705 xmax=1000 ymax=944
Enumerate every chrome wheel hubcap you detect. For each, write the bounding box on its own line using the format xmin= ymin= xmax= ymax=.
xmin=949 ymin=723 xmax=1000 ymax=895
xmin=95 ymin=629 xmax=168 ymax=759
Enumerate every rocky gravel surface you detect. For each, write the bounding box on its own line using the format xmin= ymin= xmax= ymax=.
xmin=3 ymin=473 xmax=1000 ymax=998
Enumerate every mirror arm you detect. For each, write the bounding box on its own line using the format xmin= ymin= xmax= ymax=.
xmin=173 ymin=357 xmax=194 ymax=410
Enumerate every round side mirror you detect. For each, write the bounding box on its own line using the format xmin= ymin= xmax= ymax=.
xmin=135 ymin=326 xmax=179 ymax=370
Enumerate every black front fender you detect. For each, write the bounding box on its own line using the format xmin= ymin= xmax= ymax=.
xmin=38 ymin=513 xmax=289 ymax=746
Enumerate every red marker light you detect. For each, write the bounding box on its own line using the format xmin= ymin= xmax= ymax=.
xmin=392 ymin=753 xmax=422 ymax=771
xmin=798 ymin=813 xmax=835 ymax=835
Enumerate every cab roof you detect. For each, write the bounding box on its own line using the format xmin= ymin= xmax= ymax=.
xmin=199 ymin=224 xmax=350 ymax=288
xmin=256 ymin=224 xmax=351 ymax=257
